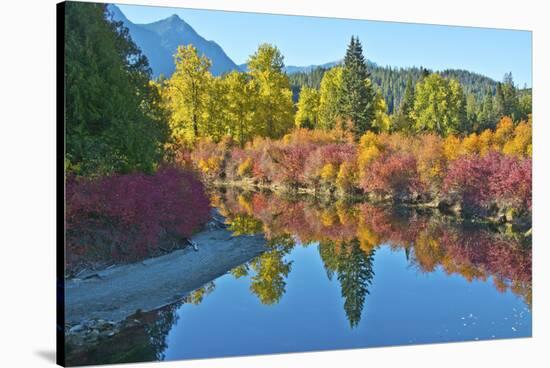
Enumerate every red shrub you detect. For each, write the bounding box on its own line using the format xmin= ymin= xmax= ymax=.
xmin=225 ymin=148 xmax=249 ymax=180
xmin=486 ymin=153 xmax=532 ymax=211
xmin=65 ymin=167 xmax=211 ymax=269
xmin=260 ymin=143 xmax=316 ymax=186
xmin=359 ymin=152 xmax=420 ymax=198
xmin=304 ymin=143 xmax=357 ymax=186
xmin=443 ymin=152 xmax=532 ymax=212
xmin=442 ymin=155 xmax=493 ymax=209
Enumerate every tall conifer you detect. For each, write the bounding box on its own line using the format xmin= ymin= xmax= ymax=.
xmin=339 ymin=36 xmax=375 ymax=137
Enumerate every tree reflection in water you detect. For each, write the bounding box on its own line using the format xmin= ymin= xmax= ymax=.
xmin=66 ymin=188 xmax=531 ymax=365
xmin=65 ymin=284 xmax=216 ymax=366
xmin=249 ymin=235 xmax=295 ymax=305
xmin=335 ymin=241 xmax=375 ymax=327
xmin=214 ymin=188 xmax=532 ymax=323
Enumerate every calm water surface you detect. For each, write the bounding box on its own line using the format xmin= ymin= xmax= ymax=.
xmin=68 ymin=189 xmax=532 ymax=364
xmin=163 ymin=245 xmax=529 ymax=361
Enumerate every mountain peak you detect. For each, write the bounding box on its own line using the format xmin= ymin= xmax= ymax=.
xmin=106 ymin=4 xmax=128 ymax=23
xmin=168 ymin=13 xmax=181 ymax=21
xmin=111 ymin=6 xmax=238 ymax=77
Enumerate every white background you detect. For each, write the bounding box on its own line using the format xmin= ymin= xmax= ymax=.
xmin=1 ymin=0 xmax=548 ymax=367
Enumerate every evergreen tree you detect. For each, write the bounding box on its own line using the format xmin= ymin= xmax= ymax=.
xmin=420 ymin=66 xmax=431 ymax=79
xmin=288 ymin=67 xmax=327 ymax=102
xmin=466 ymin=94 xmax=479 ymax=130
xmin=65 ymin=2 xmax=168 ymax=175
xmin=478 ymin=93 xmax=497 ymax=130
xmin=400 ymin=76 xmax=415 ymax=117
xmin=518 ymin=90 xmax=532 ymax=121
xmin=392 ymin=75 xmax=415 ymax=132
xmin=290 ymin=63 xmax=500 ymax=118
xmin=339 ymin=36 xmax=375 ymax=137
xmin=495 ymin=73 xmax=520 ymax=121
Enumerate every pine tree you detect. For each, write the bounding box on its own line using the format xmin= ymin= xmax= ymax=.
xmin=400 ymin=76 xmax=415 ymax=117
xmin=495 ymin=73 xmax=520 ymax=121
xmin=339 ymin=36 xmax=375 ymax=137
xmin=478 ymin=93 xmax=497 ymax=130
xmin=392 ymin=75 xmax=415 ymax=132
xmin=337 ymin=241 xmax=375 ymax=328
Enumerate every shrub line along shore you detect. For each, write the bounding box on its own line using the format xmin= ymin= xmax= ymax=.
xmin=211 ymin=180 xmax=531 ymax=229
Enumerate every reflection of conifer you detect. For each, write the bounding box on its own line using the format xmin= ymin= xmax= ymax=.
xmin=336 ymin=240 xmax=375 ymax=328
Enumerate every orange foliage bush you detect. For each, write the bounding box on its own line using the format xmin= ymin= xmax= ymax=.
xmin=187 ymin=119 xmax=531 ymax=218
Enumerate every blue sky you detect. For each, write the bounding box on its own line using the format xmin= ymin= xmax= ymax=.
xmin=117 ymin=3 xmax=532 ymax=87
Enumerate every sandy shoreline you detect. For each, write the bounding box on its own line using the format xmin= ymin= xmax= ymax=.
xmin=64 ymin=227 xmax=267 ymax=325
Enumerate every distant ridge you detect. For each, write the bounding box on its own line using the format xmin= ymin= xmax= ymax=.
xmin=107 ymin=2 xmax=502 ymax=108
xmin=284 ymin=60 xmax=342 ymax=74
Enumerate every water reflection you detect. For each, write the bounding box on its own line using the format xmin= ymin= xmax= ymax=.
xmin=214 ymin=188 xmax=531 ymax=313
xmin=65 ymin=284 xmax=216 ymax=366
xmin=65 ymin=303 xmax=181 ymax=365
xmin=324 ymin=240 xmax=375 ymax=327
xmin=66 ymin=188 xmax=532 ymax=365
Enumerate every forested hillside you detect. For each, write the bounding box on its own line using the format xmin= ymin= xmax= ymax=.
xmin=289 ymin=64 xmax=531 ymax=132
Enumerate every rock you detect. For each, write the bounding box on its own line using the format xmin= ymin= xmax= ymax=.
xmin=68 ymin=324 xmax=85 ymax=334
xmin=97 ymin=321 xmax=114 ymax=331
xmin=87 ymin=329 xmax=100 ymax=341
xmin=83 ymin=273 xmax=102 ymax=280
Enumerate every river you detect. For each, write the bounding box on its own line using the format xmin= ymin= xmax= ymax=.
xmin=65 ymin=188 xmax=532 ymax=365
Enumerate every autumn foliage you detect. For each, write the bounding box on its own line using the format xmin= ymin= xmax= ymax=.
xmin=443 ymin=152 xmax=532 ymax=215
xmin=214 ymin=189 xmax=531 ymax=305
xmin=65 ymin=167 xmax=210 ymax=271
xmin=188 ymin=116 xmax=531 ymax=220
